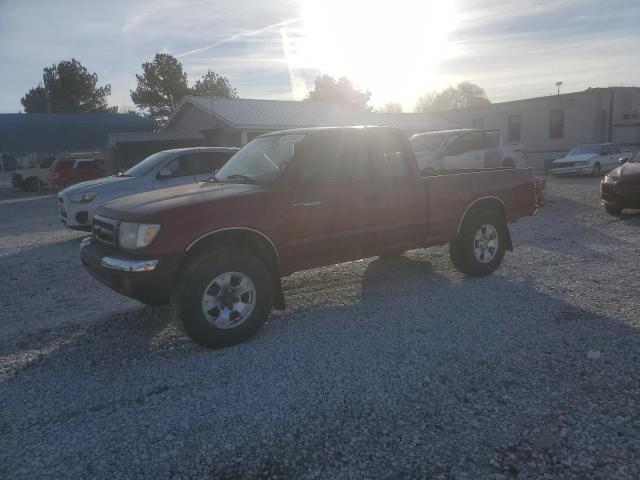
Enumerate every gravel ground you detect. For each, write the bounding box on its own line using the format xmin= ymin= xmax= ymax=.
xmin=1 ymin=177 xmax=639 ymax=479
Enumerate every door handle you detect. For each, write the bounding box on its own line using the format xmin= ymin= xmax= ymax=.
xmin=292 ymin=201 xmax=323 ymax=208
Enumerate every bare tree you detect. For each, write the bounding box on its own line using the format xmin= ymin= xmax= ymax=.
xmin=415 ymin=82 xmax=491 ymax=112
xmin=305 ymin=75 xmax=371 ymax=111
xmin=377 ymin=102 xmax=402 ymax=113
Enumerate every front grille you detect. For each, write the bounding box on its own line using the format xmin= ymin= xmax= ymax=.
xmin=93 ymin=215 xmax=118 ymax=247
xmin=554 ymin=162 xmax=575 ymax=168
xmin=614 ymin=184 xmax=640 ymax=196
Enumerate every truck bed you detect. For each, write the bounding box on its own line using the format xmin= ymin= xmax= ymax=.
xmin=420 ymin=167 xmax=537 ymax=243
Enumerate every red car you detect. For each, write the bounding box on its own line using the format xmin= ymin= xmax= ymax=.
xmin=81 ymin=126 xmax=539 ymax=348
xmin=48 ymin=158 xmax=105 ymax=189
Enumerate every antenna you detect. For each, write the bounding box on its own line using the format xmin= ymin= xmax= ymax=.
xmin=555 ymin=81 xmax=563 ymax=96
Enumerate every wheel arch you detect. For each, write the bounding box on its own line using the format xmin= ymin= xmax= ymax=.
xmin=457 ymin=196 xmax=513 ymax=251
xmin=183 ymin=228 xmax=285 ymax=309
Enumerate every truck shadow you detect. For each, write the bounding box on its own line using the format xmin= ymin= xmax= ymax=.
xmin=3 ymin=253 xmax=640 ymax=478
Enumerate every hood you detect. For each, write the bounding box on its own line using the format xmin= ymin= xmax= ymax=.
xmin=611 ymin=162 xmax=640 ymax=181
xmin=97 ymin=181 xmax=266 ymax=221
xmin=62 ymin=175 xmax=132 ymax=195
xmin=552 ymin=153 xmax=597 ymax=164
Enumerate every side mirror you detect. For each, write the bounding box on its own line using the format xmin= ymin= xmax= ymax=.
xmin=618 ymin=157 xmax=629 ymax=166
xmin=158 ymin=167 xmax=173 ymax=179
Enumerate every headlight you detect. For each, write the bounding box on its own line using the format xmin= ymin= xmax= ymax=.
xmin=603 ymin=174 xmax=619 ymax=184
xmin=118 ymin=222 xmax=161 ymax=249
xmin=70 ymin=191 xmax=97 ymax=203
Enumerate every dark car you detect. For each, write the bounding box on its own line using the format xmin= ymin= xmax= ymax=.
xmin=601 ymin=151 xmax=640 ymax=214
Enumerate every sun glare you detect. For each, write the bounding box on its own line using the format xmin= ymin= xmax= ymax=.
xmin=286 ymin=0 xmax=458 ymax=109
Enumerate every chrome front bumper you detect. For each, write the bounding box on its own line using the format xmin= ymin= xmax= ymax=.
xmin=81 ymin=237 xmax=158 ymax=272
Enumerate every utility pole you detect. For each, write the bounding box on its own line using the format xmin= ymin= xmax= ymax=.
xmin=555 ymin=81 xmax=563 ymax=96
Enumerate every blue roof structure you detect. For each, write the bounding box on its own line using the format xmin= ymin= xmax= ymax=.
xmin=0 ymin=113 xmax=155 ymax=154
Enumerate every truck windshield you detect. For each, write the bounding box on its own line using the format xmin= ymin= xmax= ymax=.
xmin=215 ymin=134 xmax=301 ymax=183
xmin=410 ymin=133 xmax=447 ymax=152
xmin=124 ymin=151 xmax=174 ymax=177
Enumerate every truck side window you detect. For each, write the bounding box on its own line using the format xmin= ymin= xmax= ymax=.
xmin=301 ymin=132 xmax=371 ymax=184
xmin=371 ymin=130 xmax=411 ymax=179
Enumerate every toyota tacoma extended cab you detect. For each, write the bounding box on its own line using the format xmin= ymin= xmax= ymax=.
xmin=81 ymin=126 xmax=539 ymax=348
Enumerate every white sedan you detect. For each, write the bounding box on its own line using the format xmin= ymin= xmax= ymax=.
xmin=57 ymin=147 xmax=238 ymax=231
xmin=550 ymin=143 xmax=624 ymax=176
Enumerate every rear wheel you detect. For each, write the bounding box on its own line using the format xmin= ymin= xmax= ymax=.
xmin=449 ymin=210 xmax=508 ymax=277
xmin=171 ymin=248 xmax=274 ymax=348
xmin=604 ymin=204 xmax=622 ymax=215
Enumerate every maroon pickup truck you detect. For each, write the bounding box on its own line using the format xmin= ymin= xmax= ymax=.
xmin=81 ymin=126 xmax=539 ymax=348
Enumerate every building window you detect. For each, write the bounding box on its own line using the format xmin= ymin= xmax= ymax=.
xmin=549 ymin=109 xmax=564 ymax=139
xmin=508 ymin=115 xmax=522 ymax=143
xmin=471 ymin=118 xmax=483 ymax=129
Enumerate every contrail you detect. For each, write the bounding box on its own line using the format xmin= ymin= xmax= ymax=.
xmin=175 ymin=18 xmax=301 ymax=58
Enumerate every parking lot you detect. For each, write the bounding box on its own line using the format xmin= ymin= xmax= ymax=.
xmin=1 ymin=176 xmax=639 ymax=479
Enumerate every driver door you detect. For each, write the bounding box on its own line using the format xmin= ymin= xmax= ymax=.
xmin=282 ymin=130 xmax=377 ymax=271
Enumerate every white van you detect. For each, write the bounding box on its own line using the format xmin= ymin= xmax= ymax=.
xmin=410 ymin=129 xmax=525 ymax=171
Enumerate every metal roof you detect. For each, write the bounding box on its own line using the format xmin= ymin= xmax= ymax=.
xmin=167 ymin=96 xmax=461 ymax=131
xmin=0 ymin=113 xmax=155 ymax=154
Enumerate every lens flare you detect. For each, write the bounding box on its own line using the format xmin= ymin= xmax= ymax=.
xmin=285 ymin=0 xmax=459 ymax=109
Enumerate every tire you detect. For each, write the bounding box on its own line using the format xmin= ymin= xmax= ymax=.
xmin=448 ymin=210 xmax=508 ymax=277
xmin=23 ymin=177 xmax=39 ymax=192
xmin=171 ymin=248 xmax=274 ymax=348
xmin=604 ymin=204 xmax=623 ymax=215
xmin=592 ymin=163 xmax=601 ymax=177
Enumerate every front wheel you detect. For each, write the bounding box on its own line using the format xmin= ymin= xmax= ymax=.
xmin=449 ymin=210 xmax=508 ymax=277
xmin=604 ymin=204 xmax=622 ymax=215
xmin=171 ymin=248 xmax=274 ymax=348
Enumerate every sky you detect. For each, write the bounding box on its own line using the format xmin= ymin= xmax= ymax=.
xmin=0 ymin=0 xmax=639 ymax=113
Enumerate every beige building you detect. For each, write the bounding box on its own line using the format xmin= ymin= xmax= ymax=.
xmin=434 ymin=87 xmax=640 ymax=171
